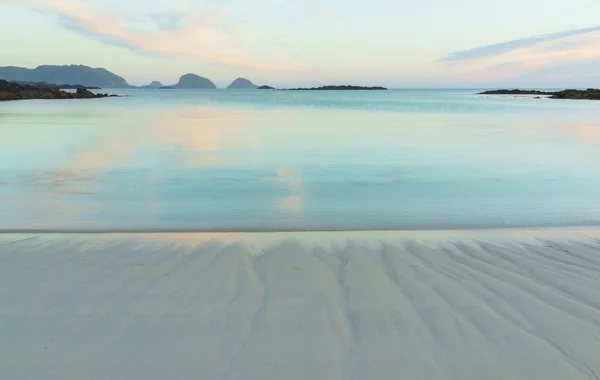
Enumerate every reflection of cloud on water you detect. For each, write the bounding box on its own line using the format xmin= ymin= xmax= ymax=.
xmin=2 ymin=171 xmax=98 ymax=229
xmin=511 ymin=122 xmax=600 ymax=144
xmin=7 ymin=106 xmax=312 ymax=229
xmin=147 ymin=108 xmax=261 ymax=168
xmin=557 ymin=124 xmax=600 ymax=144
xmin=71 ymin=107 xmax=263 ymax=170
xmin=76 ymin=138 xmax=137 ymax=170
xmin=18 ymin=170 xmax=97 ymax=194
xmin=275 ymin=168 xmax=303 ymax=213
xmin=278 ymin=194 xmax=302 ymax=213
xmin=26 ymin=108 xmax=261 ymax=225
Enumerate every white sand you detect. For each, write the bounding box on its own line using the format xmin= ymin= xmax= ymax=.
xmin=1 ymin=232 xmax=600 ymax=380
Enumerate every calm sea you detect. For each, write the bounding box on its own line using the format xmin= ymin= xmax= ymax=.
xmin=1 ymin=89 xmax=600 ymax=231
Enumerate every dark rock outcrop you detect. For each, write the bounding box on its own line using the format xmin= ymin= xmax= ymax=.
xmin=479 ymin=88 xmax=600 ymax=100
xmin=141 ymin=81 xmax=164 ymax=89
xmin=551 ymin=88 xmax=600 ymax=100
xmin=286 ymin=85 xmax=387 ymax=91
xmin=478 ymin=89 xmax=555 ymax=95
xmin=0 ymin=65 xmax=130 ymax=88
xmin=173 ymin=74 xmax=217 ymax=89
xmin=227 ymin=78 xmax=257 ymax=89
xmin=257 ymin=85 xmax=276 ymax=90
xmin=0 ymin=80 xmax=118 ymax=101
xmin=57 ymin=84 xmax=101 ymax=90
xmin=9 ymin=81 xmax=100 ymax=90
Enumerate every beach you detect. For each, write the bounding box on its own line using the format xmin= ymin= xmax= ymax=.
xmin=2 ymin=230 xmax=600 ymax=380
xmin=3 ymin=2 xmax=600 ymax=378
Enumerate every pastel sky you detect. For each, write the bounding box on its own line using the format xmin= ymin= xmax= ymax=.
xmin=2 ymin=0 xmax=600 ymax=87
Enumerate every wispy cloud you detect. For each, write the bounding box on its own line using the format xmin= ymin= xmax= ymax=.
xmin=16 ymin=0 xmax=291 ymax=71
xmin=439 ymin=25 xmax=600 ymax=62
xmin=436 ymin=25 xmax=600 ymax=86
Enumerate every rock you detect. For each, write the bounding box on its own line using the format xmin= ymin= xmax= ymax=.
xmin=478 ymin=88 xmax=600 ymax=100
xmin=227 ymin=78 xmax=257 ymax=89
xmin=0 ymin=65 xmax=130 ymax=88
xmin=0 ymin=91 xmax=18 ymax=101
xmin=257 ymin=85 xmax=276 ymax=90
xmin=141 ymin=81 xmax=164 ymax=89
xmin=478 ymin=89 xmax=554 ymax=95
xmin=75 ymin=88 xmax=98 ymax=98
xmin=3 ymin=81 xmax=99 ymax=90
xmin=58 ymin=84 xmax=101 ymax=90
xmin=551 ymin=88 xmax=600 ymax=100
xmin=0 ymin=80 xmax=118 ymax=101
xmin=286 ymin=85 xmax=388 ymax=91
xmin=174 ymin=74 xmax=217 ymax=89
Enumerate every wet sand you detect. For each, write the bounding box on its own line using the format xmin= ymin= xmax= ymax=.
xmin=1 ymin=231 xmax=600 ymax=380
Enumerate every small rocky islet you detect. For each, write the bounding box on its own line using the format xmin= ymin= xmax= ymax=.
xmin=479 ymin=88 xmax=600 ymax=100
xmin=286 ymin=85 xmax=387 ymax=91
xmin=227 ymin=78 xmax=257 ymax=89
xmin=0 ymin=80 xmax=117 ymax=101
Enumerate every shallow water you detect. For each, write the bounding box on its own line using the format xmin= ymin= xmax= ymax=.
xmin=1 ymin=89 xmax=600 ymax=231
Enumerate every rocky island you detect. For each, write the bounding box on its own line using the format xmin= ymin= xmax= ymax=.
xmin=286 ymin=85 xmax=387 ymax=91
xmin=141 ymin=81 xmax=164 ymax=89
xmin=170 ymin=74 xmax=217 ymax=89
xmin=551 ymin=89 xmax=600 ymax=100
xmin=0 ymin=80 xmax=117 ymax=101
xmin=478 ymin=89 xmax=554 ymax=96
xmin=257 ymin=85 xmax=276 ymax=90
xmin=7 ymin=82 xmax=101 ymax=90
xmin=479 ymin=88 xmax=600 ymax=100
xmin=227 ymin=78 xmax=257 ymax=89
xmin=0 ymin=64 xmax=130 ymax=88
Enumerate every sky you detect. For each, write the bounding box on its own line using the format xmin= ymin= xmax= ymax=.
xmin=1 ymin=0 xmax=600 ymax=88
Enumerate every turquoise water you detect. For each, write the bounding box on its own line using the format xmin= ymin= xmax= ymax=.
xmin=1 ymin=89 xmax=600 ymax=231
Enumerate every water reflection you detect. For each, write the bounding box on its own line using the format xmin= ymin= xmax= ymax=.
xmin=0 ymin=106 xmax=315 ymax=229
xmin=3 ymin=101 xmax=600 ymax=231
xmin=511 ymin=121 xmax=600 ymax=145
xmin=275 ymin=168 xmax=304 ymax=213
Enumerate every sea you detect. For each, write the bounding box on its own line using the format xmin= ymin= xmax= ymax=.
xmin=1 ymin=89 xmax=600 ymax=232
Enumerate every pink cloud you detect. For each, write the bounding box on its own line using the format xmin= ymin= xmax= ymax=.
xmin=439 ymin=29 xmax=600 ymax=85
xmin=31 ymin=0 xmax=292 ymax=71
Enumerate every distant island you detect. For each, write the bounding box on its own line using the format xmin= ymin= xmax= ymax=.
xmin=286 ymin=85 xmax=387 ymax=91
xmin=479 ymin=89 xmax=554 ymax=96
xmin=141 ymin=81 xmax=164 ymax=89
xmin=0 ymin=65 xmax=392 ymax=92
xmin=479 ymin=88 xmax=600 ymax=100
xmin=5 ymin=81 xmax=101 ymax=90
xmin=0 ymin=80 xmax=117 ymax=101
xmin=227 ymin=78 xmax=257 ymax=89
xmin=0 ymin=65 xmax=130 ymax=88
xmin=170 ymin=74 xmax=217 ymax=89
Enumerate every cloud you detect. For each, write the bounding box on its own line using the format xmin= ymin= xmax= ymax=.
xmin=436 ymin=25 xmax=600 ymax=86
xmin=439 ymin=25 xmax=600 ymax=62
xmin=22 ymin=0 xmax=290 ymax=71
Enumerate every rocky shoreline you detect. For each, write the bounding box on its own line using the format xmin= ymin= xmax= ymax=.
xmin=0 ymin=80 xmax=117 ymax=101
xmin=479 ymin=88 xmax=600 ymax=100
xmin=286 ymin=85 xmax=388 ymax=91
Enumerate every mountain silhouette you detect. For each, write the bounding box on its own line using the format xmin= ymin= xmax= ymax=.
xmin=141 ymin=81 xmax=164 ymax=88
xmin=174 ymin=74 xmax=217 ymax=89
xmin=0 ymin=65 xmax=130 ymax=88
xmin=227 ymin=78 xmax=257 ymax=89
